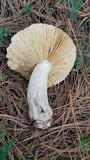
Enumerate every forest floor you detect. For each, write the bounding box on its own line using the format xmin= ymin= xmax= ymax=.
xmin=0 ymin=0 xmax=90 ymax=160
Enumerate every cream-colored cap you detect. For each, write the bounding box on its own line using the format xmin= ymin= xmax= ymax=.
xmin=6 ymin=23 xmax=76 ymax=87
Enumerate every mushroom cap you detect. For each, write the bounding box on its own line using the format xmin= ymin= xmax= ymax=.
xmin=6 ymin=23 xmax=76 ymax=87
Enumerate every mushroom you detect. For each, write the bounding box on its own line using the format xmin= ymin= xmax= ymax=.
xmin=6 ymin=23 xmax=76 ymax=129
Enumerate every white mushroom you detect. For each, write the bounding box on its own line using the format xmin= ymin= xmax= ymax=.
xmin=6 ymin=23 xmax=76 ymax=129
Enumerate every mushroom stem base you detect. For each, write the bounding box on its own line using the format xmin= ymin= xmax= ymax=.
xmin=27 ymin=60 xmax=53 ymax=129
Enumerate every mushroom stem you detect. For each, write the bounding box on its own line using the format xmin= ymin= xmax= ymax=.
xmin=27 ymin=60 xmax=53 ymax=129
